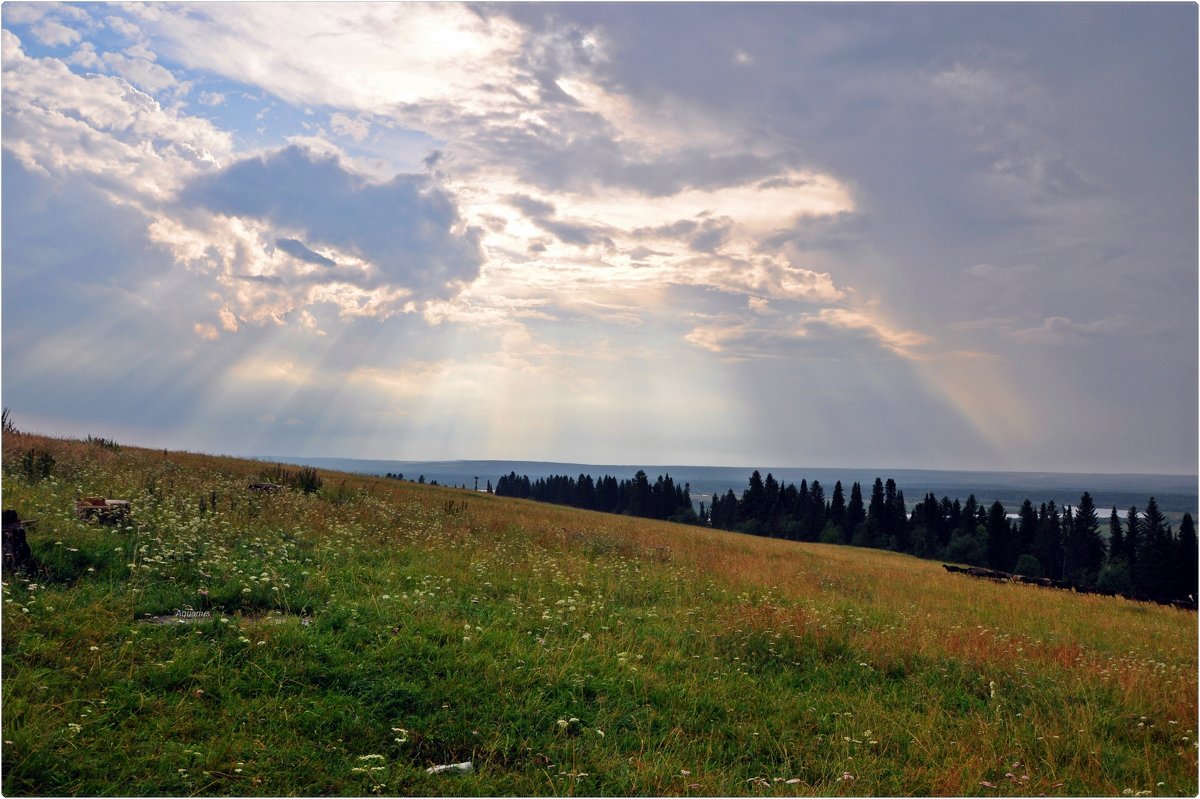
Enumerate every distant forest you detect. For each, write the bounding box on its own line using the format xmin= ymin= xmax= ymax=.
xmin=490 ymin=469 xmax=1197 ymax=605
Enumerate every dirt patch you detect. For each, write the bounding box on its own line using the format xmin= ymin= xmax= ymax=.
xmin=139 ymin=609 xmax=313 ymax=626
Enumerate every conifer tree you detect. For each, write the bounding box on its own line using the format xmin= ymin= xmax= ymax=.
xmin=1107 ymin=507 xmax=1124 ymax=563
xmin=985 ymin=500 xmax=1011 ymax=571
xmin=1135 ymin=497 xmax=1171 ymax=597
xmin=1124 ymin=506 xmax=1141 ymax=568
xmin=807 ymin=480 xmax=826 ymax=541
xmin=844 ymin=482 xmax=865 ymax=544
xmin=829 ymin=481 xmax=846 ymax=530
xmin=865 ymin=478 xmax=887 ymax=546
xmin=1017 ymin=499 xmax=1039 ymax=564
xmin=1035 ymin=501 xmax=1062 ymax=580
xmin=1173 ymin=513 xmax=1197 ymax=602
xmin=1069 ymin=492 xmax=1104 ymax=586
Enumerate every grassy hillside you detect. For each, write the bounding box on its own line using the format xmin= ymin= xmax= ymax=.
xmin=2 ymin=433 xmax=1196 ymax=796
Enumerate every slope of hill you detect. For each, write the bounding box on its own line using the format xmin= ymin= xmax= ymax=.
xmin=3 ymin=433 xmax=1197 ymax=796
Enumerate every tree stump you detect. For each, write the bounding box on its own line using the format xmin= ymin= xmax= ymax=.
xmin=2 ymin=510 xmax=33 ymax=573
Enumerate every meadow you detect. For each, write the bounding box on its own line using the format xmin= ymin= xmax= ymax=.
xmin=2 ymin=432 xmax=1196 ymax=796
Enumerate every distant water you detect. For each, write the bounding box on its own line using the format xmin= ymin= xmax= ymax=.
xmin=261 ymin=455 xmax=1198 ymax=519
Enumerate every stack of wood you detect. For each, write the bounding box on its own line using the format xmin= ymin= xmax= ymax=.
xmin=75 ymin=497 xmax=131 ymax=524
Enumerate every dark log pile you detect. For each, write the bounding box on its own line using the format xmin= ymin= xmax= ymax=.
xmin=942 ymin=563 xmax=1196 ymax=611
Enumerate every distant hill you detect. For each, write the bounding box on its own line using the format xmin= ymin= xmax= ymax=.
xmin=261 ymin=456 xmax=1198 ymax=519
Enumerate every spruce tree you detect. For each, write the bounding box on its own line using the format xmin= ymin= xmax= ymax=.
xmin=844 ymin=482 xmax=866 ymax=544
xmin=1124 ymin=506 xmax=1141 ymax=567
xmin=865 ymin=478 xmax=886 ymax=546
xmin=1107 ymin=507 xmax=1124 ymax=563
xmin=1035 ymin=501 xmax=1063 ymax=580
xmin=1070 ymin=492 xmax=1105 ymax=587
xmin=985 ymin=500 xmax=1011 ymax=571
xmin=1173 ymin=513 xmax=1198 ymax=602
xmin=1017 ymin=499 xmax=1039 ymax=565
xmin=1134 ymin=498 xmax=1170 ymax=597
xmin=807 ymin=480 xmax=826 ymax=541
xmin=829 ymin=481 xmax=846 ymax=530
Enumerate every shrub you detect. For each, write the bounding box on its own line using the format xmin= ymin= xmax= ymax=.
xmin=19 ymin=449 xmax=54 ymax=482
xmin=1097 ymin=560 xmax=1134 ymax=594
xmin=946 ymin=532 xmax=986 ymax=566
xmin=261 ymin=464 xmax=323 ymax=495
xmin=1013 ymin=554 xmax=1044 ymax=578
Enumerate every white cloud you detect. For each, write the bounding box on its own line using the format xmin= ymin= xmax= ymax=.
xmin=125 ymin=3 xmax=526 ymax=112
xmin=67 ymin=41 xmax=101 ymax=68
xmin=330 ymin=112 xmax=370 ymax=143
xmin=99 ymin=51 xmax=177 ymax=93
xmin=2 ymin=30 xmax=231 ymax=197
xmin=105 ymin=15 xmax=141 ymax=40
xmin=31 ymin=19 xmax=80 ymax=47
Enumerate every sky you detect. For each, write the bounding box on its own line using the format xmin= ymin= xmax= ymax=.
xmin=1 ymin=3 xmax=1196 ymax=474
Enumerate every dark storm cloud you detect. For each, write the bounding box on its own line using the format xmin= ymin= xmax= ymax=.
xmin=275 ymin=237 xmax=335 ymax=268
xmin=180 ymin=145 xmax=483 ymax=297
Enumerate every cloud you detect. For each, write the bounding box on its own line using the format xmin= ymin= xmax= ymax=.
xmin=179 ymin=145 xmax=483 ymax=299
xmin=1009 ymin=315 xmax=1128 ymax=345
xmin=275 ymin=238 xmax=336 ymax=268
xmin=124 ymin=3 xmax=527 ymax=111
xmin=964 ymin=262 xmax=1038 ymax=281
xmin=98 ymin=50 xmax=177 ymax=93
xmin=105 ymin=15 xmax=141 ymax=40
xmin=2 ymin=29 xmax=231 ymax=197
xmin=31 ymin=19 xmax=80 ymax=47
xmin=685 ymin=304 xmax=930 ymax=360
xmin=506 ymin=193 xmax=557 ymax=217
xmin=330 ymin=112 xmax=370 ymax=143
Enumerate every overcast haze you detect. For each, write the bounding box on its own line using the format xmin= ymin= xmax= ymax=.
xmin=2 ymin=3 xmax=1196 ymax=474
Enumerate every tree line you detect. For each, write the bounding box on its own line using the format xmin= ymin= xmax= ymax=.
xmin=705 ymin=471 xmax=1196 ymax=604
xmin=488 ymin=468 xmax=1197 ymax=604
xmin=493 ymin=470 xmax=698 ymax=524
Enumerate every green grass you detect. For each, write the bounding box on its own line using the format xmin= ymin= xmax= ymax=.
xmin=2 ymin=433 xmax=1196 ymax=796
